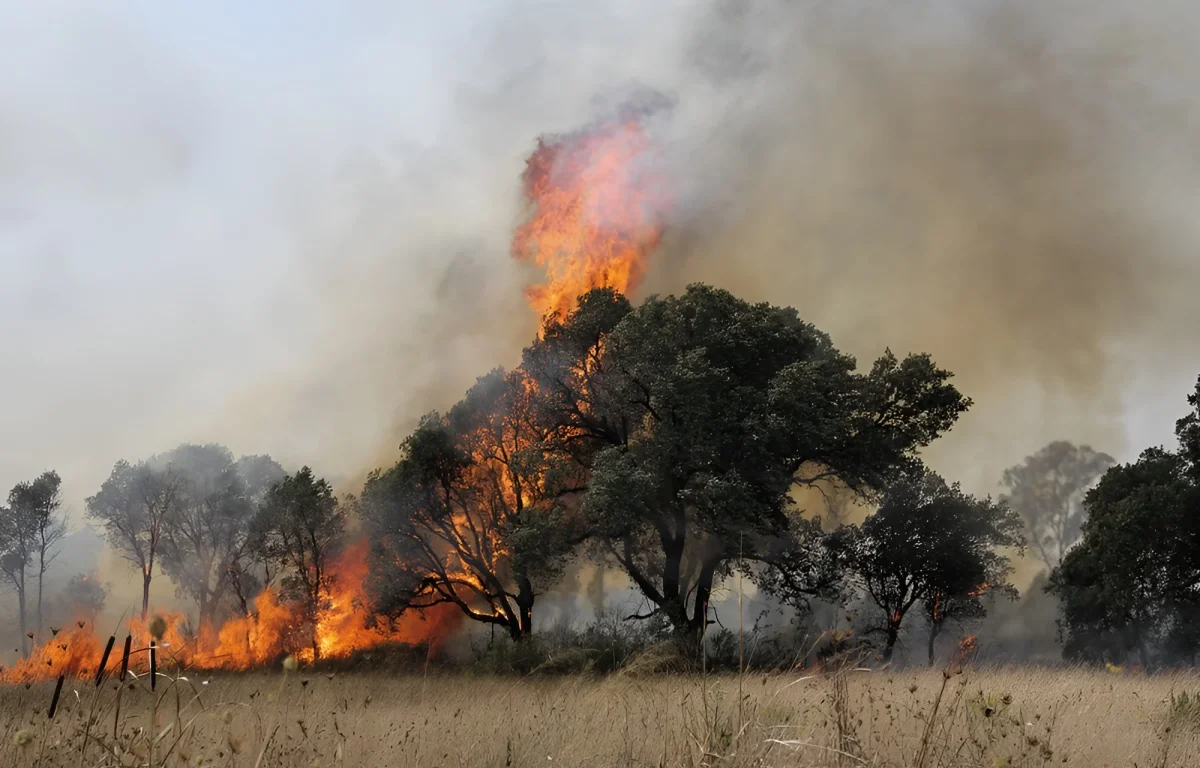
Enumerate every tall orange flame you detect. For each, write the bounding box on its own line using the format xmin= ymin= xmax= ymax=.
xmin=512 ymin=110 xmax=672 ymax=319
xmin=3 ymin=111 xmax=673 ymax=684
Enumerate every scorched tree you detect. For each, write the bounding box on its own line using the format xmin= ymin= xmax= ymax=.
xmin=361 ymin=369 xmax=584 ymax=640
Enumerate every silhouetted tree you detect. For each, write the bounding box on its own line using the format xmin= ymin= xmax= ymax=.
xmin=2 ymin=470 xmax=68 ymax=654
xmin=251 ymin=467 xmax=344 ymax=661
xmin=362 ymin=369 xmax=583 ymax=641
xmin=1001 ymin=441 xmax=1114 ymax=571
xmin=1049 ymin=377 xmax=1200 ymax=666
xmin=522 ymin=285 xmax=970 ymax=641
xmin=832 ymin=467 xmax=1023 ymax=663
xmin=86 ymin=460 xmax=184 ymax=620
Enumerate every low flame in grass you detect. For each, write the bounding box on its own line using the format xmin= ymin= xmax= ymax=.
xmin=1 ymin=540 xmax=463 ymax=683
xmin=512 ymin=107 xmax=672 ymax=320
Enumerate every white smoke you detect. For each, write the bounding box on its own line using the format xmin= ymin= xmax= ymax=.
xmin=2 ymin=0 xmax=1199 ymax=610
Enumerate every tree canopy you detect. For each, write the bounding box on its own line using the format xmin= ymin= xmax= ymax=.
xmin=525 ymin=286 xmax=969 ymax=638
xmin=1001 ymin=441 xmax=1114 ymax=571
xmin=251 ymin=466 xmax=344 ymax=660
xmin=1049 ymin=379 xmax=1200 ymax=666
xmin=155 ymin=444 xmax=285 ymax=635
xmin=831 ymin=467 xmax=1023 ymax=662
xmin=2 ymin=470 xmax=67 ymax=655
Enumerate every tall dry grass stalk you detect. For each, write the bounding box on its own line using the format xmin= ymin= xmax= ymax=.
xmin=4 ymin=661 xmax=1200 ymax=766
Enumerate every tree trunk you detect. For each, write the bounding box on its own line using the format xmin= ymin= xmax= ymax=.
xmin=927 ymin=621 xmax=941 ymax=666
xmin=516 ymin=577 xmax=535 ymax=639
xmin=36 ymin=566 xmax=45 ymax=641
xmin=883 ymin=624 xmax=900 ymax=663
xmin=141 ymin=571 xmax=152 ymax=621
xmin=17 ymin=579 xmax=28 ymax=658
xmin=687 ymin=560 xmax=720 ymax=643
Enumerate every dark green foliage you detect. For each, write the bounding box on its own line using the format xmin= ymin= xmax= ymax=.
xmin=252 ymin=466 xmax=344 ymax=660
xmin=1049 ymin=376 xmax=1200 ymax=666
xmin=1001 ymin=441 xmax=1115 ymax=571
xmin=831 ymin=467 xmax=1024 ymax=663
xmin=523 ymin=285 xmax=969 ymax=639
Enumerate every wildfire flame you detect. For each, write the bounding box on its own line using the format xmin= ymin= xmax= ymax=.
xmin=512 ymin=107 xmax=672 ymax=320
xmin=4 ymin=109 xmax=674 ymax=684
xmin=0 ymin=540 xmax=462 ymax=684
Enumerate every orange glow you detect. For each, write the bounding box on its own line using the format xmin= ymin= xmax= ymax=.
xmin=968 ymin=582 xmax=990 ymax=598
xmin=512 ymin=112 xmax=672 ymax=320
xmin=1 ymin=539 xmax=464 ymax=683
xmin=958 ymin=635 xmax=979 ymax=656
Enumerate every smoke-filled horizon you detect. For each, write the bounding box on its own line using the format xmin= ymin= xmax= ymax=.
xmin=3 ymin=0 xmax=1199 ymax=601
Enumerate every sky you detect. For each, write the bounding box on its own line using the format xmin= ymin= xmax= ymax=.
xmin=2 ymin=0 xmax=1199 ymax=560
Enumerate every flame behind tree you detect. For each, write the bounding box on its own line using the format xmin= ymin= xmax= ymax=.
xmin=5 ymin=471 xmax=68 ymax=654
xmin=156 ymin=444 xmax=286 ymax=645
xmin=1 ymin=471 xmax=68 ymax=658
xmin=361 ymin=369 xmax=585 ymax=641
xmin=512 ymin=105 xmax=672 ymax=320
xmin=251 ymin=467 xmax=345 ymax=663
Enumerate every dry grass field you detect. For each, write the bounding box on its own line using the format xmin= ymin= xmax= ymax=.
xmin=3 ymin=662 xmax=1200 ymax=767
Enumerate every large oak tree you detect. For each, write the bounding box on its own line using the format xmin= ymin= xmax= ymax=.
xmin=522 ymin=285 xmax=971 ymax=640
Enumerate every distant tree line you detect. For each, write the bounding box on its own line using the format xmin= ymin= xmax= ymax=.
xmin=82 ymin=446 xmax=348 ymax=660
xmin=8 ymin=283 xmax=1189 ymax=668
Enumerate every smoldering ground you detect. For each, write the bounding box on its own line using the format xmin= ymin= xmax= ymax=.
xmin=2 ymin=0 xmax=1199 ymax=644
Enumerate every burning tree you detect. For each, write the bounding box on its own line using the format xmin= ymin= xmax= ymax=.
xmin=0 ymin=470 xmax=67 ymax=656
xmin=156 ymin=444 xmax=285 ymax=640
xmin=1001 ymin=441 xmax=1114 ymax=571
xmin=832 ymin=467 xmax=1024 ymax=663
xmin=250 ymin=467 xmax=345 ymax=662
xmin=519 ymin=285 xmax=970 ymax=641
xmin=362 ymin=369 xmax=584 ymax=641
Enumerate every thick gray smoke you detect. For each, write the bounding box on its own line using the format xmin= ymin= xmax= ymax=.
xmin=3 ymin=0 xmax=1199 ymax=629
